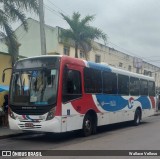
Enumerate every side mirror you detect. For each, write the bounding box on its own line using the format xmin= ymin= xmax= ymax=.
xmin=2 ymin=67 xmax=12 ymax=83
xmin=2 ymin=72 xmax=5 ymax=83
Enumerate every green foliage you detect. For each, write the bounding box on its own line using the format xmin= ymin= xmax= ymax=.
xmin=0 ymin=0 xmax=39 ymax=65
xmin=60 ymin=12 xmax=107 ymax=59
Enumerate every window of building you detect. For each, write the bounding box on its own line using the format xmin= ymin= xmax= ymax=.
xmin=84 ymin=68 xmax=102 ymax=93
xmin=128 ymin=65 xmax=132 ymax=71
xmin=136 ymin=68 xmax=140 ymax=74
xmin=119 ymin=62 xmax=123 ymax=67
xmin=148 ymin=71 xmax=152 ymax=77
xmin=118 ymin=74 xmax=129 ymax=95
xmin=109 ymin=64 xmax=115 ymax=67
xmin=103 ymin=72 xmax=117 ymax=94
xmin=148 ymin=81 xmax=155 ymax=96
xmin=63 ymin=68 xmax=82 ymax=102
xmin=80 ymin=50 xmax=85 ymax=58
xmin=130 ymin=77 xmax=140 ymax=96
xmin=63 ymin=46 xmax=70 ymax=56
xmin=140 ymin=79 xmax=148 ymax=95
xmin=144 ymin=70 xmax=152 ymax=77
xmin=155 ymin=73 xmax=157 ymax=79
xmin=95 ymin=55 xmax=101 ymax=63
xmin=144 ymin=70 xmax=147 ymax=75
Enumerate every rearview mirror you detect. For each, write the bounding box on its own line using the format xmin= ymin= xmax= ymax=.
xmin=2 ymin=67 xmax=12 ymax=83
xmin=2 ymin=72 xmax=5 ymax=83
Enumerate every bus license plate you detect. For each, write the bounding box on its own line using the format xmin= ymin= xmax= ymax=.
xmin=25 ymin=122 xmax=34 ymax=128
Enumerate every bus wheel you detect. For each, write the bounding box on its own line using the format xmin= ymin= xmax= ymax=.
xmin=82 ymin=114 xmax=93 ymax=137
xmin=133 ymin=109 xmax=141 ymax=126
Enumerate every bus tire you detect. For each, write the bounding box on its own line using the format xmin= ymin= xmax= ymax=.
xmin=133 ymin=109 xmax=141 ymax=126
xmin=92 ymin=116 xmax=97 ymax=135
xmin=82 ymin=114 xmax=93 ymax=137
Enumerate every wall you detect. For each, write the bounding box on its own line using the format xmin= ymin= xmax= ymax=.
xmin=4 ymin=18 xmax=160 ymax=90
xmin=15 ymin=18 xmax=59 ymax=57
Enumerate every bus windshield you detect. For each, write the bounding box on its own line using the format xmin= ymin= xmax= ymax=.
xmin=10 ymin=68 xmax=59 ymax=106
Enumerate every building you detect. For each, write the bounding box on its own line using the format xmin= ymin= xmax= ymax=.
xmin=1 ymin=18 xmax=160 ymax=91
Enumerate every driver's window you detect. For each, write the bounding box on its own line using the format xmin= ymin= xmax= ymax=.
xmin=14 ymin=74 xmax=22 ymax=95
xmin=63 ymin=67 xmax=82 ymax=103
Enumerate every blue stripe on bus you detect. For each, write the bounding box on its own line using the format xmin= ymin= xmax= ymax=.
xmin=96 ymin=95 xmax=128 ymax=111
xmin=96 ymin=95 xmax=151 ymax=112
xmin=87 ymin=61 xmax=111 ymax=72
xmin=136 ymin=97 xmax=151 ymax=109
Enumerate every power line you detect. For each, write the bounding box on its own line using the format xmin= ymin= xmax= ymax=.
xmin=42 ymin=1 xmax=160 ymax=67
xmin=44 ymin=4 xmax=62 ymax=18
xmin=108 ymin=41 xmax=159 ymax=64
xmin=46 ymin=0 xmax=68 ymax=15
xmin=109 ymin=41 xmax=143 ymax=59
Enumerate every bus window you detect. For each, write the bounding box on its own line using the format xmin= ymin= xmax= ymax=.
xmin=118 ymin=74 xmax=129 ymax=95
xmin=102 ymin=72 xmax=117 ymax=94
xmin=84 ymin=68 xmax=102 ymax=93
xmin=140 ymin=79 xmax=148 ymax=95
xmin=63 ymin=68 xmax=82 ymax=102
xmin=148 ymin=81 xmax=155 ymax=96
xmin=130 ymin=77 xmax=140 ymax=96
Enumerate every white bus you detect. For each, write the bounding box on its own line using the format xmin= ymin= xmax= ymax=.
xmin=3 ymin=55 xmax=156 ymax=136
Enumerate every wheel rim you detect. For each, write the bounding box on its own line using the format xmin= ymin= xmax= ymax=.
xmin=84 ymin=119 xmax=91 ymax=133
xmin=136 ymin=115 xmax=140 ymax=124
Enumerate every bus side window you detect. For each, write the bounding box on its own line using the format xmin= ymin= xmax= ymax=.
xmin=102 ymin=72 xmax=117 ymax=94
xmin=148 ymin=81 xmax=155 ymax=96
xmin=62 ymin=67 xmax=82 ymax=103
xmin=84 ymin=67 xmax=102 ymax=93
xmin=118 ymin=74 xmax=129 ymax=95
xmin=130 ymin=77 xmax=140 ymax=96
xmin=140 ymin=79 xmax=148 ymax=96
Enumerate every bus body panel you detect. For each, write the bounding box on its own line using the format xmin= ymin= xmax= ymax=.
xmin=8 ymin=55 xmax=156 ymax=133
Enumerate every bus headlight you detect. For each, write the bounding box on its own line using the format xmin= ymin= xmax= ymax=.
xmin=8 ymin=107 xmax=16 ymax=119
xmin=46 ymin=107 xmax=56 ymax=120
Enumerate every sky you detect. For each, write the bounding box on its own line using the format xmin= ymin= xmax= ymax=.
xmin=20 ymin=0 xmax=160 ymax=66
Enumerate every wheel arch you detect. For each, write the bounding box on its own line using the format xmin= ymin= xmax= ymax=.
xmin=85 ymin=109 xmax=98 ymax=125
xmin=136 ymin=106 xmax=142 ymax=120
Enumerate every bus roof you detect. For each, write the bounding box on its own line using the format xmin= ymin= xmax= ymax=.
xmin=17 ymin=55 xmax=63 ymax=62
xmin=110 ymin=66 xmax=154 ymax=81
xmin=85 ymin=60 xmax=154 ymax=81
xmin=16 ymin=55 xmax=154 ymax=81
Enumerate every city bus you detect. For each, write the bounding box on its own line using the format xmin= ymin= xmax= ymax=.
xmin=4 ymin=55 xmax=156 ymax=136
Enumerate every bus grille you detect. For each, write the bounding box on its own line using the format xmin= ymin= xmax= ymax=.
xmin=18 ymin=123 xmax=42 ymax=129
xmin=19 ymin=119 xmax=43 ymax=122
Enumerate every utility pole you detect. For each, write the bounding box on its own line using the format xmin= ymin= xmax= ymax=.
xmin=39 ymin=0 xmax=46 ymax=55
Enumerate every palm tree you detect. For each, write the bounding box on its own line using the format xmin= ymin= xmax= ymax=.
xmin=0 ymin=0 xmax=39 ymax=65
xmin=60 ymin=12 xmax=107 ymax=59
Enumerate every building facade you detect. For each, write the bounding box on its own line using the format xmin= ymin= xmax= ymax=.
xmin=1 ymin=18 xmax=160 ymax=91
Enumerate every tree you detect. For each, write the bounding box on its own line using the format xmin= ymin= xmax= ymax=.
xmin=60 ymin=12 xmax=107 ymax=59
xmin=0 ymin=0 xmax=39 ymax=65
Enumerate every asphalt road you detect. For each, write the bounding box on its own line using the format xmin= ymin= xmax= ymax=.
xmin=1 ymin=115 xmax=160 ymax=159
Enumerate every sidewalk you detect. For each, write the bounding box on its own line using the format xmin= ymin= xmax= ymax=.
xmin=0 ymin=126 xmax=24 ymax=139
